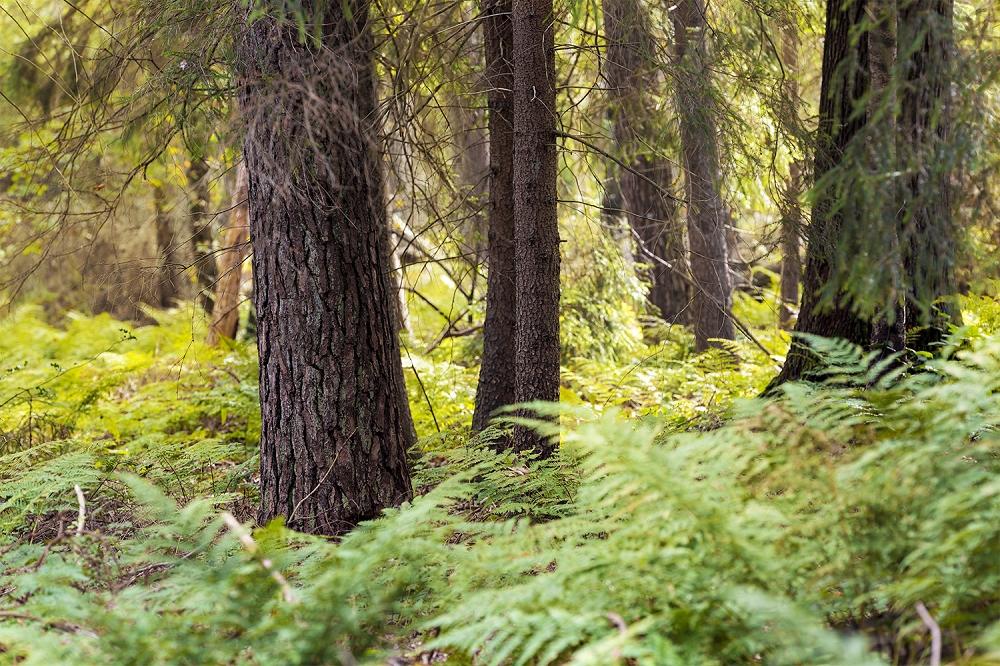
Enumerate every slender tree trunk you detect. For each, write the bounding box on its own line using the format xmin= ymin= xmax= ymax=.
xmin=187 ymin=157 xmax=216 ymax=314
xmin=207 ymin=163 xmax=250 ymax=345
xmin=778 ymin=22 xmax=801 ymax=330
xmin=600 ymin=173 xmax=636 ymax=267
xmin=898 ymin=0 xmax=962 ymax=351
xmin=603 ymin=0 xmax=690 ymax=323
xmin=671 ymin=0 xmax=734 ymax=350
xmin=153 ymin=182 xmax=181 ymax=308
xmin=472 ymin=0 xmax=517 ymax=432
xmin=386 ymin=225 xmax=411 ymax=334
xmin=770 ymin=0 xmax=874 ymax=386
xmin=779 ymin=162 xmax=802 ymax=329
xmin=452 ymin=1 xmax=491 ymax=272
xmin=238 ymin=0 xmax=414 ymax=535
xmin=511 ymin=0 xmax=559 ymax=455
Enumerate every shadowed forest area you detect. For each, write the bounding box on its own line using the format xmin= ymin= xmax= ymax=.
xmin=0 ymin=0 xmax=998 ymax=662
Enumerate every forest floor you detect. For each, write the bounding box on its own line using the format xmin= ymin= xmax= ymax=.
xmin=0 ymin=289 xmax=995 ymax=664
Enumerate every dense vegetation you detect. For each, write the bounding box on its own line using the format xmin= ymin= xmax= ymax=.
xmin=0 ymin=0 xmax=998 ymax=661
xmin=0 ymin=292 xmax=994 ymax=663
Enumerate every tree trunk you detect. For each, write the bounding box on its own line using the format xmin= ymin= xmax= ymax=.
xmin=603 ymin=0 xmax=690 ymax=323
xmin=779 ymin=162 xmax=802 ymax=330
xmin=187 ymin=157 xmax=217 ymax=314
xmin=386 ymin=225 xmax=412 ymax=334
xmin=238 ymin=0 xmax=415 ymax=535
xmin=511 ymin=0 xmax=560 ymax=455
xmin=671 ymin=0 xmax=734 ymax=350
xmin=867 ymin=0 xmax=908 ymax=356
xmin=207 ymin=163 xmax=250 ymax=345
xmin=472 ymin=0 xmax=518 ymax=433
xmin=452 ymin=2 xmax=491 ymax=272
xmin=600 ymin=173 xmax=635 ymax=267
xmin=778 ymin=23 xmax=801 ymax=330
xmin=153 ymin=181 xmax=181 ymax=308
xmin=770 ymin=0 xmax=874 ymax=386
xmin=898 ymin=0 xmax=962 ymax=351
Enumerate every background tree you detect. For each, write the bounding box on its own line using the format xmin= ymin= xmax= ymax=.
xmin=603 ymin=0 xmax=690 ymax=323
xmin=152 ymin=179 xmax=182 ymax=308
xmin=207 ymin=163 xmax=249 ymax=345
xmin=670 ymin=0 xmax=735 ymax=350
xmin=778 ymin=20 xmax=803 ymax=331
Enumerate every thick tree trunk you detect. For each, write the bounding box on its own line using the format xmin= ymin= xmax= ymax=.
xmin=898 ymin=0 xmax=962 ymax=351
xmin=867 ymin=0 xmax=908 ymax=356
xmin=153 ymin=182 xmax=181 ymax=308
xmin=187 ymin=157 xmax=216 ymax=314
xmin=207 ymin=163 xmax=249 ymax=345
xmin=603 ymin=0 xmax=689 ymax=323
xmin=472 ymin=0 xmax=517 ymax=432
xmin=511 ymin=0 xmax=560 ymax=455
xmin=671 ymin=0 xmax=734 ymax=350
xmin=770 ymin=0 xmax=874 ymax=386
xmin=238 ymin=0 xmax=415 ymax=535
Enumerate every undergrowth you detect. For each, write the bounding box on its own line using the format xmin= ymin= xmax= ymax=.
xmin=0 ymin=299 xmax=995 ymax=664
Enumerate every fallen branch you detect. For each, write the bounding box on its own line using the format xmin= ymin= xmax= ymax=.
xmin=915 ymin=602 xmax=941 ymax=666
xmin=74 ymin=485 xmax=86 ymax=536
xmin=221 ymin=512 xmax=298 ymax=604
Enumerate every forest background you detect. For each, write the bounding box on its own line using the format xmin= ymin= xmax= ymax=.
xmin=0 ymin=0 xmax=997 ymax=662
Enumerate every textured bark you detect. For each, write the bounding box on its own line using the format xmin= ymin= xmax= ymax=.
xmin=512 ymin=0 xmax=560 ymax=455
xmin=603 ymin=0 xmax=689 ymax=323
xmin=238 ymin=0 xmax=414 ymax=535
xmin=153 ymin=182 xmax=181 ymax=308
xmin=898 ymin=0 xmax=962 ymax=351
xmin=771 ymin=0 xmax=874 ymax=386
xmin=867 ymin=0 xmax=908 ymax=356
xmin=207 ymin=163 xmax=249 ymax=345
xmin=472 ymin=0 xmax=517 ymax=433
xmin=671 ymin=0 xmax=734 ymax=350
xmin=187 ymin=157 xmax=217 ymax=314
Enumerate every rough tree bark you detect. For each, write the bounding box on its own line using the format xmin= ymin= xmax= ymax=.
xmin=472 ymin=0 xmax=517 ymax=432
xmin=511 ymin=0 xmax=560 ymax=455
xmin=207 ymin=163 xmax=249 ymax=345
xmin=187 ymin=157 xmax=217 ymax=314
xmin=898 ymin=0 xmax=962 ymax=351
xmin=770 ymin=0 xmax=874 ymax=386
xmin=604 ymin=0 xmax=690 ymax=324
xmin=867 ymin=0 xmax=908 ymax=355
xmin=238 ymin=0 xmax=415 ymax=535
xmin=152 ymin=181 xmax=181 ymax=308
xmin=671 ymin=0 xmax=734 ymax=350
